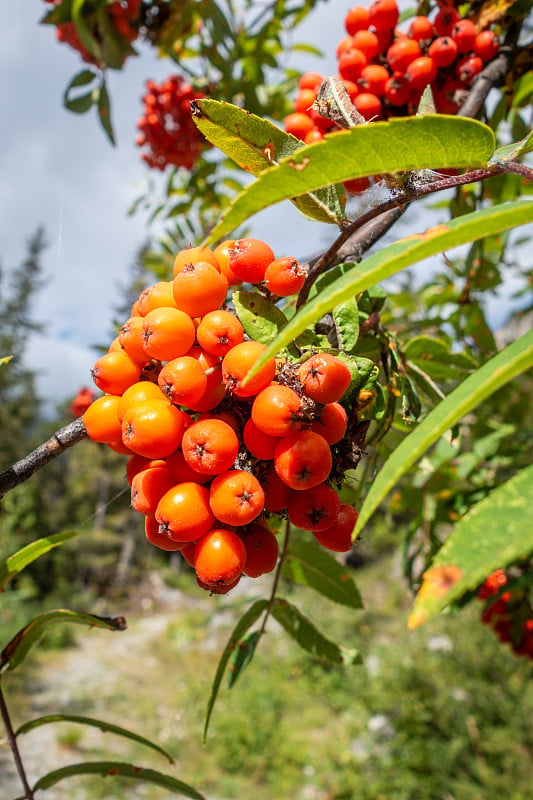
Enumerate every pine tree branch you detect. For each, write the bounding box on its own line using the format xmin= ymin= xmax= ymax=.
xmin=0 ymin=418 xmax=87 ymax=499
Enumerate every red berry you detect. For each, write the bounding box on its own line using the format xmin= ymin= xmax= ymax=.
xmin=344 ymin=5 xmax=370 ymax=35
xmin=428 ymin=36 xmax=458 ymax=68
xmin=451 ymin=19 xmax=477 ymax=54
xmin=368 ymin=0 xmax=399 ymax=31
xmin=387 ymin=38 xmax=422 ymax=73
xmin=338 ymin=47 xmax=367 ymax=83
xmin=406 ymin=56 xmax=438 ymax=90
xmin=433 ymin=6 xmax=460 ymax=37
xmin=474 ymin=30 xmax=499 ymax=62
xmin=408 ymin=16 xmax=434 ymax=42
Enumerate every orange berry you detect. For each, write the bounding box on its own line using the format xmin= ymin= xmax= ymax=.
xmin=263 ymin=467 xmax=291 ymax=513
xmin=287 ymin=483 xmax=341 ymax=531
xmin=194 ymin=528 xmax=247 ymax=588
xmin=213 ymin=239 xmax=241 ymax=286
xmin=352 ymin=29 xmax=379 ymax=60
xmin=142 ymin=306 xmax=196 ymax=361
xmin=222 ymin=340 xmax=276 ymax=398
xmin=264 ymin=257 xmax=306 ymax=297
xmin=172 ymin=261 xmax=228 ymax=318
xmin=338 ymin=47 xmax=367 ymax=82
xmin=298 ymin=71 xmax=324 ymax=90
xmin=196 ymin=309 xmax=244 ymax=357
xmin=118 ymin=381 xmax=169 ymax=422
xmin=345 ymin=5 xmax=370 ymax=35
xmin=145 ymin=516 xmax=186 ymax=551
xmin=241 ymin=522 xmax=279 ymax=578
xmin=137 ymin=281 xmax=177 ymax=316
xmin=91 ymin=350 xmax=142 ymax=395
xmin=122 ymin=399 xmax=187 ymax=458
xmin=309 ymin=402 xmax=348 ymax=445
xmin=131 ymin=464 xmax=174 ymax=516
xmin=251 ymin=384 xmax=302 ymax=437
xmin=173 ymin=245 xmax=220 ymax=277
xmin=209 ymin=470 xmax=265 ymax=526
xmin=126 ymin=454 xmax=165 ymax=486
xmin=243 ymin=418 xmax=279 ymax=460
xmin=156 ymin=482 xmax=214 ymax=541
xmin=228 ymin=238 xmax=276 ymax=284
xmin=298 ymin=353 xmax=351 ymax=404
xmin=83 ymin=394 xmax=122 ymax=444
xmin=274 ymin=430 xmax=332 ymax=490
xmin=294 ymin=88 xmax=317 ymax=114
xmin=284 ymin=112 xmax=315 ymax=141
xmin=181 ymin=418 xmax=239 ymax=476
xmin=312 ymin=503 xmax=359 ymax=552
xmin=166 ymin=449 xmax=211 ymax=484
xmin=119 ymin=316 xmax=150 ymax=363
xmin=158 ymin=356 xmax=208 ymax=407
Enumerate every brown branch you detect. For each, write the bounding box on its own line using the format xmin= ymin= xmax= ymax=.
xmin=0 ymin=418 xmax=87 ymax=500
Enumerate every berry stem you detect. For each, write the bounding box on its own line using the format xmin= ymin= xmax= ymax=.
xmin=258 ymin=516 xmax=292 ymax=637
xmin=0 ymin=684 xmax=35 ymax=799
xmin=0 ymin=417 xmax=87 ymax=499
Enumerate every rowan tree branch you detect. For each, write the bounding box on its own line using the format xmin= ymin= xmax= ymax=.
xmin=0 ymin=418 xmax=87 ymax=500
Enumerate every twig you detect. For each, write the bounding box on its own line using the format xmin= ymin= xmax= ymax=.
xmin=258 ymin=516 xmax=291 ymax=636
xmin=0 ymin=684 xmax=34 ymax=800
xmin=0 ymin=418 xmax=87 ymax=499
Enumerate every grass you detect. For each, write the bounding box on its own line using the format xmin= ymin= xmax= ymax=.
xmin=2 ymin=552 xmax=532 ymax=800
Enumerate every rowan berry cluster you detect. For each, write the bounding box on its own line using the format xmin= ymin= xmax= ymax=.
xmin=285 ymin=0 xmax=500 ymax=143
xmin=136 ymin=76 xmax=207 ymax=171
xmin=84 ymin=238 xmax=361 ymax=594
xmin=478 ymin=570 xmax=533 ymax=659
xmin=43 ymin=0 xmax=142 ymax=67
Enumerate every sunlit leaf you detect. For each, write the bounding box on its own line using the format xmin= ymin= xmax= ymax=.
xmin=282 ymin=540 xmax=363 ymax=608
xmin=204 ymin=115 xmax=496 ymax=241
xmin=408 ymin=464 xmax=533 ymax=629
xmin=491 ymin=131 xmax=533 ymax=163
xmin=16 ymin=714 xmax=174 ymax=763
xmin=31 ymin=761 xmax=205 ymax=798
xmin=192 ymin=99 xmax=346 ymax=225
xmin=354 ymin=327 xmax=533 ymax=537
xmin=0 ymin=531 xmax=78 ymax=592
xmin=0 ymin=610 xmax=127 ymax=673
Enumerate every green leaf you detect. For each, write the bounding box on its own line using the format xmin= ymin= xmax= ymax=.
xmin=408 ymin=464 xmax=533 ymax=629
xmin=63 ymin=69 xmax=99 ymax=115
xmin=491 ymin=131 xmax=533 ymax=163
xmin=71 ymin=0 xmax=102 ymax=61
xmin=192 ymin=99 xmax=345 ymax=226
xmin=227 ymin=631 xmax=261 ymax=689
xmin=31 ymin=761 xmax=205 ymax=799
xmin=0 ymin=610 xmax=127 ymax=673
xmin=403 ymin=336 xmax=477 ymax=381
xmin=204 ymin=115 xmax=496 ymax=242
xmin=232 ymin=291 xmax=290 ymax=346
xmin=353 ymin=327 xmax=533 ymax=538
xmin=203 ymin=599 xmax=268 ymax=742
xmin=97 ymin=79 xmax=116 ymax=146
xmin=0 ymin=531 xmax=78 ymax=592
xmin=245 ymin=200 xmax=533 ymax=377
xmin=282 ymin=540 xmax=363 ymax=608
xmin=333 ymin=298 xmax=359 ymax=354
xmin=16 ymin=714 xmax=174 ymax=763
xmin=0 ymin=355 xmax=13 ymax=367
xmin=271 ymin=597 xmax=362 ymax=664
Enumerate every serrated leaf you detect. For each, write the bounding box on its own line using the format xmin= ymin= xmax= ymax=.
xmin=31 ymin=761 xmax=205 ymax=798
xmin=204 ymin=599 xmax=268 ymax=742
xmin=16 ymin=714 xmax=173 ymax=763
xmin=0 ymin=610 xmax=127 ymax=673
xmin=491 ymin=131 xmax=533 ymax=163
xmin=232 ymin=291 xmax=289 ymax=346
xmin=0 ymin=531 xmax=78 ymax=592
xmin=408 ymin=464 xmax=533 ymax=629
xmin=333 ymin=298 xmax=359 ymax=354
xmin=245 ymin=200 xmax=533 ymax=378
xmin=354 ymin=328 xmax=533 ymax=538
xmin=204 ymin=115 xmax=496 ymax=242
xmin=282 ymin=540 xmax=363 ymax=608
xmin=271 ymin=597 xmax=362 ymax=664
xmin=192 ymin=99 xmax=345 ymax=225
xmin=227 ymin=631 xmax=261 ymax=689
